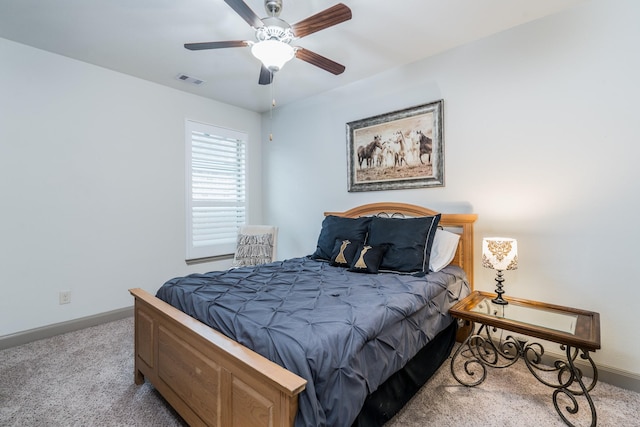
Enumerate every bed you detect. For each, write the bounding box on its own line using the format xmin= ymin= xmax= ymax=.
xmin=129 ymin=202 xmax=477 ymax=427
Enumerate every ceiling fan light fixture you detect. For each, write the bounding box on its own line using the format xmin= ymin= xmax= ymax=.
xmin=251 ymin=39 xmax=295 ymax=72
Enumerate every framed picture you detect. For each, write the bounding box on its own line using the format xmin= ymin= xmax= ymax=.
xmin=346 ymin=100 xmax=444 ymax=192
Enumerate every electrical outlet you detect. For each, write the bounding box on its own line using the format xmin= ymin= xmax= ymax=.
xmin=59 ymin=290 xmax=71 ymax=305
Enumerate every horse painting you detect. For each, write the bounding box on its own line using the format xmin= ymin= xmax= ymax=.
xmin=347 ymin=99 xmax=444 ymax=191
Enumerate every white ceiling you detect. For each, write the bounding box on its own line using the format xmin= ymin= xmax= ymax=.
xmin=0 ymin=0 xmax=586 ymax=113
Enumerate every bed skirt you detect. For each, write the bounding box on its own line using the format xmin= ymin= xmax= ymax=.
xmin=352 ymin=320 xmax=458 ymax=426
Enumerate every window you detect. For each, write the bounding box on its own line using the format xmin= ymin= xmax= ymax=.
xmin=185 ymin=120 xmax=247 ymax=261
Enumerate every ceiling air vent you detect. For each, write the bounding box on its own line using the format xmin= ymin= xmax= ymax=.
xmin=176 ymin=73 xmax=205 ymax=86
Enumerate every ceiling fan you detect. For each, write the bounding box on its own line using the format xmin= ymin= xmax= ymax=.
xmin=184 ymin=0 xmax=352 ymax=85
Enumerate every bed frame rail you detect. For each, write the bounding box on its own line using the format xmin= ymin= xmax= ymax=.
xmin=129 ymin=288 xmax=306 ymax=427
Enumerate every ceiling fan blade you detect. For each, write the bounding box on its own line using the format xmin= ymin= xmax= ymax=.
xmin=223 ymin=0 xmax=263 ymax=28
xmin=259 ymin=65 xmax=274 ymax=85
xmin=291 ymin=3 xmax=352 ymax=38
xmin=184 ymin=41 xmax=249 ymax=50
xmin=295 ymin=48 xmax=345 ymax=75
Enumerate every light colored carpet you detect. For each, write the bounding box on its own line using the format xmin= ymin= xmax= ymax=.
xmin=0 ymin=317 xmax=184 ymax=427
xmin=1 ymin=317 xmax=638 ymax=426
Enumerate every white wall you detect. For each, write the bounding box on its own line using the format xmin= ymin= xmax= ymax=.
xmin=261 ymin=0 xmax=640 ymax=375
xmin=0 ymin=38 xmax=262 ymax=336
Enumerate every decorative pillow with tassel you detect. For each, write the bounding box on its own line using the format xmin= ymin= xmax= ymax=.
xmin=330 ymin=238 xmax=362 ymax=267
xmin=349 ymin=244 xmax=388 ymax=274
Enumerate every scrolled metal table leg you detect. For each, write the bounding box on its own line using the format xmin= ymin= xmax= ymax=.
xmin=451 ymin=326 xmax=599 ymax=427
xmin=451 ymin=321 xmax=488 ymax=387
xmin=450 ymin=323 xmax=522 ymax=387
xmin=550 ymin=345 xmax=598 ymax=427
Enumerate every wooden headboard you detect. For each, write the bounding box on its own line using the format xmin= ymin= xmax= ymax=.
xmin=325 ymin=202 xmax=478 ymax=288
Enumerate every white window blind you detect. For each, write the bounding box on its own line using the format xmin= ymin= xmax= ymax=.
xmin=185 ymin=120 xmax=247 ymax=261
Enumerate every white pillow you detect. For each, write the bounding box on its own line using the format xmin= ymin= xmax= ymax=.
xmin=429 ymin=229 xmax=460 ymax=272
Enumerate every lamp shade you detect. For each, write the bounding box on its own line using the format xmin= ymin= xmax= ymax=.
xmin=251 ymin=40 xmax=295 ymax=72
xmin=482 ymin=237 xmax=518 ymax=271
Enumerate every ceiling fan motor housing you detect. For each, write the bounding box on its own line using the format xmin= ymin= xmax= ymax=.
xmin=256 ymin=17 xmax=294 ymax=43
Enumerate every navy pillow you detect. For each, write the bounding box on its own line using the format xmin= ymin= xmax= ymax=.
xmin=349 ymin=244 xmax=388 ymax=274
xmin=330 ymin=238 xmax=362 ymax=267
xmin=367 ymin=214 xmax=441 ymax=273
xmin=312 ymin=216 xmax=372 ymax=261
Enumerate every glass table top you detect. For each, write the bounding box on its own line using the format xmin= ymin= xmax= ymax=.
xmin=471 ymin=297 xmax=578 ymax=335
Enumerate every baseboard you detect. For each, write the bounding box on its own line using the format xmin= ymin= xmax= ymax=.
xmin=0 ymin=306 xmax=134 ymax=350
xmin=540 ymin=351 xmax=640 ymax=394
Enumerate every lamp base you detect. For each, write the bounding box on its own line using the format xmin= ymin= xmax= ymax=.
xmin=492 ymin=270 xmax=509 ymax=305
xmin=491 ymin=294 xmax=508 ymax=305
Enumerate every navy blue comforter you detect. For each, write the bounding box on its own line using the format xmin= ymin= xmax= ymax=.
xmin=156 ymin=257 xmax=469 ymax=427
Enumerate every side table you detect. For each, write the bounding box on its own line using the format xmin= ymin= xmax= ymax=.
xmin=449 ymin=291 xmax=601 ymax=427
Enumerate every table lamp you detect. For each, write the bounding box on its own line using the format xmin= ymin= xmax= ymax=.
xmin=482 ymin=237 xmax=518 ymax=305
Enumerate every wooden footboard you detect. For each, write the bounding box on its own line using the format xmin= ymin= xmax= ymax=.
xmin=129 ymin=288 xmax=306 ymax=427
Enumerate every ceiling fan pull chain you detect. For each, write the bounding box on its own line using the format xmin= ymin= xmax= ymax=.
xmin=269 ymin=79 xmax=276 ymax=141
